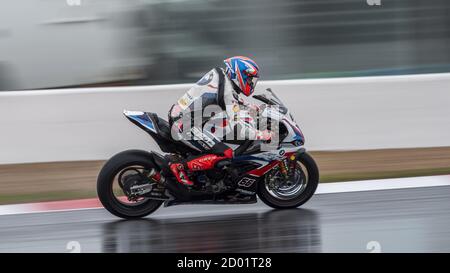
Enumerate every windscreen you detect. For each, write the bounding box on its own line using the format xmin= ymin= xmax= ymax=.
xmin=253 ymin=88 xmax=288 ymax=114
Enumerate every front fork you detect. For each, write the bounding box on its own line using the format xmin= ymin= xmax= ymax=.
xmin=278 ymin=158 xmax=289 ymax=179
xmin=278 ymin=149 xmax=305 ymax=180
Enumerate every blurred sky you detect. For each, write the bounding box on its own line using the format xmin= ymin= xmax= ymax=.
xmin=0 ymin=0 xmax=449 ymax=90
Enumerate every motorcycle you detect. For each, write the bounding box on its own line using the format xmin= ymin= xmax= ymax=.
xmin=97 ymin=88 xmax=319 ymax=219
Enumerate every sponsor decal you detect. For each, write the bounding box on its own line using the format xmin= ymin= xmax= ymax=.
xmin=178 ymin=92 xmax=195 ymax=110
xmin=198 ymin=155 xmax=216 ymax=162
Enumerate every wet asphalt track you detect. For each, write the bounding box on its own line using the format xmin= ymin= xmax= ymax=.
xmin=1 ymin=186 xmax=450 ymax=253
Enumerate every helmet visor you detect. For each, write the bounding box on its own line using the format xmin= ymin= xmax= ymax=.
xmin=248 ymin=76 xmax=259 ymax=89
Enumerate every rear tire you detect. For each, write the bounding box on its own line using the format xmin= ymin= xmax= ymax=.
xmin=97 ymin=150 xmax=163 ymax=219
xmin=257 ymin=152 xmax=319 ymax=209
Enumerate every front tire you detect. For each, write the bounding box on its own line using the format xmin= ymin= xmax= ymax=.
xmin=97 ymin=150 xmax=163 ymax=219
xmin=257 ymin=152 xmax=319 ymax=209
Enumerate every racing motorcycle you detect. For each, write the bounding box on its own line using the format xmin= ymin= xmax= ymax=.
xmin=97 ymin=88 xmax=319 ymax=219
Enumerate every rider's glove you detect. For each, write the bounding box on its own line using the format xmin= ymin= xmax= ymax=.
xmin=256 ymin=130 xmax=274 ymax=141
xmin=246 ymin=104 xmax=262 ymax=119
xmin=248 ymin=104 xmax=260 ymax=115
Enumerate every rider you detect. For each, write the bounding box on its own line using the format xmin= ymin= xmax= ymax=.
xmin=168 ymin=56 xmax=273 ymax=185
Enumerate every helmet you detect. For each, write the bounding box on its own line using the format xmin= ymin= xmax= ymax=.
xmin=224 ymin=56 xmax=260 ymax=96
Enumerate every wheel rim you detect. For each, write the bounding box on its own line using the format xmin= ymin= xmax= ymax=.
xmin=111 ymin=165 xmax=153 ymax=207
xmin=265 ymin=161 xmax=309 ymax=200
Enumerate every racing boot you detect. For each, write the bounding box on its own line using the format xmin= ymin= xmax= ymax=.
xmin=169 ymin=163 xmax=193 ymax=186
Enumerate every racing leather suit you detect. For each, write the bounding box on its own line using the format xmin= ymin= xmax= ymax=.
xmin=168 ymin=67 xmax=270 ymax=185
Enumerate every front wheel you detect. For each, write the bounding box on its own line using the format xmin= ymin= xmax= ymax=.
xmin=257 ymin=152 xmax=319 ymax=209
xmin=97 ymin=150 xmax=164 ymax=219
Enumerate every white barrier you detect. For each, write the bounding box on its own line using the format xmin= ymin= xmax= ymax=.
xmin=1 ymin=73 xmax=449 ymax=164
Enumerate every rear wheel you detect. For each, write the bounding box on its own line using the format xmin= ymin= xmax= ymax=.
xmin=257 ymin=152 xmax=319 ymax=209
xmin=97 ymin=150 xmax=163 ymax=219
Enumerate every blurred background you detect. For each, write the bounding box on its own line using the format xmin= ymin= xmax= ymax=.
xmin=1 ymin=0 xmax=450 ymax=205
xmin=1 ymin=0 xmax=450 ymax=91
xmin=1 ymin=0 xmax=450 ymax=254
